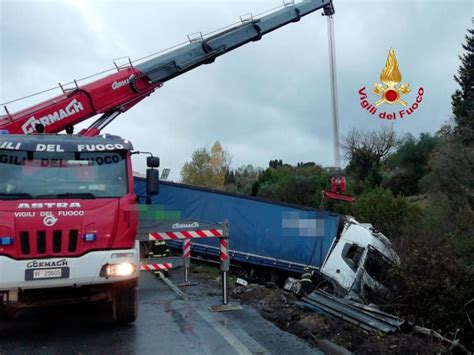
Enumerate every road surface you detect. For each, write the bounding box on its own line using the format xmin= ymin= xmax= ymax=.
xmin=0 ymin=270 xmax=321 ymax=355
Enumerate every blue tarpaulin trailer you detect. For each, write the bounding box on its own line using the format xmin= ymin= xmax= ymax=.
xmin=135 ymin=178 xmax=340 ymax=274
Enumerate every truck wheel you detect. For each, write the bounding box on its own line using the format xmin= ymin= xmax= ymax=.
xmin=260 ymin=271 xmax=278 ymax=286
xmin=0 ymin=309 xmax=16 ymax=321
xmin=113 ymin=284 xmax=138 ymax=323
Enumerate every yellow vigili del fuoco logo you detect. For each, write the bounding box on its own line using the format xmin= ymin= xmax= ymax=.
xmin=373 ymin=48 xmax=410 ymax=106
xmin=358 ymin=48 xmax=424 ymax=120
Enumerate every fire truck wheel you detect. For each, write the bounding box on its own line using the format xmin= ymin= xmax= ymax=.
xmin=113 ymin=284 xmax=138 ymax=323
xmin=0 ymin=309 xmax=16 ymax=321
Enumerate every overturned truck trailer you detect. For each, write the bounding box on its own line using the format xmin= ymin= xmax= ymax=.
xmin=134 ymin=179 xmax=398 ymax=297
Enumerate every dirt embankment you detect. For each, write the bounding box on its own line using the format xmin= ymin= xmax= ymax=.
xmin=191 ymin=267 xmax=449 ymax=354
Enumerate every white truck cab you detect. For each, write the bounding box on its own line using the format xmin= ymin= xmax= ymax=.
xmin=321 ymin=217 xmax=399 ymax=300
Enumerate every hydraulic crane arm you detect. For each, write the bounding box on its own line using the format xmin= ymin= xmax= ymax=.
xmin=135 ymin=0 xmax=334 ymax=85
xmin=0 ymin=0 xmax=334 ymax=136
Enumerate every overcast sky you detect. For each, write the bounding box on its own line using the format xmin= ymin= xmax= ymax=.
xmin=0 ymin=0 xmax=471 ymax=180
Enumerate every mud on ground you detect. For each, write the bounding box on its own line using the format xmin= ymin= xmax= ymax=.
xmin=190 ymin=266 xmax=449 ymax=354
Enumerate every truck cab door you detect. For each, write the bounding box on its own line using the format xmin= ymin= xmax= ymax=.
xmin=321 ymin=241 xmax=366 ymax=293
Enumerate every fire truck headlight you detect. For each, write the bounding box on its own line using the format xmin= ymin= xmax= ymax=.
xmin=105 ymin=263 xmax=135 ymax=277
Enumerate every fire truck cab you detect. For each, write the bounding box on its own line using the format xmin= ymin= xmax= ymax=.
xmin=0 ymin=134 xmax=156 ymax=323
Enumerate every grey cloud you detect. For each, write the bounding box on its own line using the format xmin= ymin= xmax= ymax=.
xmin=1 ymin=0 xmax=471 ymax=181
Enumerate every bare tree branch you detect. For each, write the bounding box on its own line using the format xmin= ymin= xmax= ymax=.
xmin=342 ymin=127 xmax=399 ymax=163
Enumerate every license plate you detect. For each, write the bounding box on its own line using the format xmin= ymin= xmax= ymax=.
xmin=34 ymin=268 xmax=62 ymax=279
xmin=25 ymin=267 xmax=70 ymax=281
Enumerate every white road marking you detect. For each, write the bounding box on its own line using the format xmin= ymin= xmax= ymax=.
xmin=157 ymin=271 xmax=188 ymax=300
xmin=197 ymin=310 xmax=268 ymax=355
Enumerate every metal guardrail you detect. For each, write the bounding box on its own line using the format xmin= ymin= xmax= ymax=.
xmin=301 ymin=291 xmax=470 ymax=352
xmin=301 ymin=290 xmax=409 ymax=334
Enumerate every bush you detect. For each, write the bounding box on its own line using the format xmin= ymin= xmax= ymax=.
xmin=254 ymin=163 xmax=329 ymax=208
xmin=353 ymin=186 xmax=421 ymax=239
xmin=388 ymin=234 xmax=474 ymax=346
xmin=382 ymin=198 xmax=474 ymax=348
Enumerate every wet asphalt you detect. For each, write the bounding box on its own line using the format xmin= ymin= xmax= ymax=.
xmin=0 ymin=270 xmax=321 ymax=355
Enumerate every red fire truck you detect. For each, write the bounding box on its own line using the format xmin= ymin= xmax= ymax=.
xmin=0 ymin=1 xmax=335 ymax=322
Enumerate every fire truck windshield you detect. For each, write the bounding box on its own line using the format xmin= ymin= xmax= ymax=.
xmin=0 ymin=150 xmax=128 ymax=199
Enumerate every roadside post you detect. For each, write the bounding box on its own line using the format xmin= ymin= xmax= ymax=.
xmin=183 ymin=239 xmax=191 ymax=283
xmin=178 ymin=239 xmax=198 ymax=287
xmin=220 ymin=237 xmax=230 ymax=305
xmin=209 ymin=221 xmax=242 ymax=312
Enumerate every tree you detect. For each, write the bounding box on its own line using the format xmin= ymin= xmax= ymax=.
xmin=209 ymin=141 xmax=231 ymax=188
xmin=426 ymin=132 xmax=474 ymax=208
xmin=224 ymin=168 xmax=235 ymax=185
xmin=342 ymin=127 xmax=399 ymax=192
xmin=383 ymin=133 xmax=440 ymax=195
xmin=252 ymin=162 xmax=329 ymax=208
xmin=180 ymin=141 xmax=231 ymax=189
xmin=224 ymin=165 xmax=260 ymax=195
xmin=180 ymin=148 xmax=211 ymax=187
xmin=426 ymin=28 xmax=474 ymax=209
xmin=274 ymin=174 xmax=327 ymax=207
xmin=342 ymin=126 xmax=399 ymax=162
xmin=345 ymin=148 xmax=381 ymax=192
xmin=354 ymin=186 xmax=421 ymax=239
xmin=235 ymin=165 xmax=258 ymax=193
xmin=452 ymin=28 xmax=474 ymax=143
xmin=383 ymin=30 xmax=474 ymax=345
xmin=269 ymin=159 xmax=283 ymax=169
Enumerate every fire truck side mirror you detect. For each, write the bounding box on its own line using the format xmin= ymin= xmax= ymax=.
xmin=146 ymin=168 xmax=159 ymax=196
xmin=147 ymin=156 xmax=160 ymax=168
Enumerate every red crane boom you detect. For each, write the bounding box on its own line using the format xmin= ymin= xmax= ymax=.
xmin=0 ymin=68 xmax=161 ymax=136
xmin=0 ymin=0 xmax=334 ymax=137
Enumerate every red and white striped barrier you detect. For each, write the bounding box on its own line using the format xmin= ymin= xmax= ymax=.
xmin=183 ymin=239 xmax=192 ymax=258
xmin=144 ymin=220 xmax=235 ymax=309
xmin=141 ymin=263 xmax=173 ymax=271
xmin=149 ymin=229 xmax=223 ymax=241
xmin=219 ymin=238 xmax=229 ymax=262
xmin=181 ymin=239 xmax=192 ymax=284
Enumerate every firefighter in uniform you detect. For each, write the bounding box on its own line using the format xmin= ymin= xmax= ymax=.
xmin=149 ymin=240 xmax=170 ymax=276
xmin=300 ymin=268 xmax=316 ymax=296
